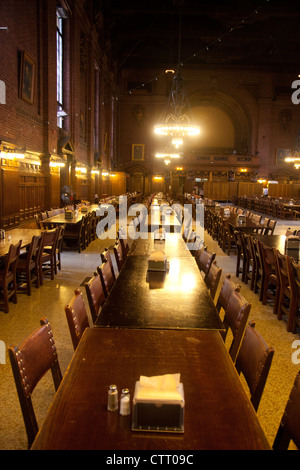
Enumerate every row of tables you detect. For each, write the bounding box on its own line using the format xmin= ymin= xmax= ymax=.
xmin=30 ymin=197 xmax=272 ymax=450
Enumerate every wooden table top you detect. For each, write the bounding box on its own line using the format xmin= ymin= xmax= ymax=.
xmin=95 ymin=238 xmax=224 ymax=330
xmin=43 ymin=205 xmax=99 ymax=225
xmin=253 ymin=234 xmax=287 ymax=253
xmin=31 ymin=328 xmax=270 ymax=450
xmin=0 ymin=228 xmax=43 ymax=257
xmin=128 ymin=233 xmax=192 ymax=258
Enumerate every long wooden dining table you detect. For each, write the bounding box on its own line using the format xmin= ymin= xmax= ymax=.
xmin=0 ymin=228 xmax=43 ymax=257
xmin=42 ymin=204 xmax=99 ymax=227
xmin=31 ymin=327 xmax=270 ymax=450
xmin=95 ymin=233 xmax=224 ymax=331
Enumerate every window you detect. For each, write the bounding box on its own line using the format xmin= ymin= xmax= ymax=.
xmin=56 ymin=8 xmax=68 ymax=127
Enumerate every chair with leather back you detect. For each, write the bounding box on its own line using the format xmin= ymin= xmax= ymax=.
xmin=221 ymin=289 xmax=251 ymax=363
xmin=205 ymin=260 xmax=222 ymax=303
xmin=8 ymin=318 xmax=62 ymax=448
xmin=54 ymin=224 xmax=65 ymax=273
xmin=85 ymin=274 xmax=106 ymax=323
xmin=16 ymin=235 xmax=41 ymax=295
xmin=264 ymin=219 xmax=276 ymax=235
xmin=0 ymin=240 xmax=22 ymax=312
xmin=195 ymin=247 xmax=216 ymax=281
xmin=97 ymin=259 xmax=115 ymax=298
xmin=216 ymin=274 xmax=241 ymax=316
xmin=235 ymin=321 xmax=274 ymax=411
xmin=65 ymin=288 xmax=90 ymax=350
xmin=243 ymin=234 xmax=255 ymax=289
xmin=273 ymin=371 xmax=300 ymax=450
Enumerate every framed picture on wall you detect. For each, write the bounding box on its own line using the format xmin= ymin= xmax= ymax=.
xmin=276 ymin=148 xmax=291 ymax=165
xmin=132 ymin=144 xmax=144 ymax=161
xmin=19 ymin=52 xmax=35 ymax=104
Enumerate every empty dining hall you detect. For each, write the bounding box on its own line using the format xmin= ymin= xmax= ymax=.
xmin=1 ymin=0 xmax=300 ymax=454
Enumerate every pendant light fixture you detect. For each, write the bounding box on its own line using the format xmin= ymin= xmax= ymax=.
xmin=153 ymin=13 xmax=200 ymax=148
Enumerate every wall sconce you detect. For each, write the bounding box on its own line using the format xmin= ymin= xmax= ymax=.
xmin=76 ymin=166 xmax=87 ymax=173
xmin=50 ymin=161 xmax=65 ymax=168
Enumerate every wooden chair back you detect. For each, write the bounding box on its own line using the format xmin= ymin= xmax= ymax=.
xmin=85 ymin=274 xmax=106 ymax=323
xmin=236 ymin=321 xmax=274 ymax=411
xmin=222 ymin=289 xmax=251 ymax=363
xmin=205 ymin=260 xmax=222 ymax=303
xmin=97 ymin=260 xmax=115 ymax=298
xmin=8 ymin=318 xmax=62 ymax=448
xmin=273 ymin=371 xmax=300 ymax=449
xmin=65 ymin=289 xmax=90 ymax=350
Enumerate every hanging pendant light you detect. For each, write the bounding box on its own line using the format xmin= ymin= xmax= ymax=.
xmin=153 ymin=13 xmax=200 ymax=147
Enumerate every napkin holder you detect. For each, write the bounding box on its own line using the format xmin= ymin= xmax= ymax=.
xmin=132 ymin=381 xmax=184 ymax=433
xmin=285 ymin=236 xmax=300 ymax=263
xmin=148 ymin=251 xmax=167 ymax=272
xmin=237 ymin=214 xmax=246 ymax=224
xmin=0 ymin=230 xmax=5 ymax=239
xmin=65 ymin=210 xmax=74 ymax=219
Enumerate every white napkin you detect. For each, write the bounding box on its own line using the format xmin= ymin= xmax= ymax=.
xmin=136 ymin=373 xmax=182 ymax=401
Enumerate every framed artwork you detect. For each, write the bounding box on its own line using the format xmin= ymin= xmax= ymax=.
xmin=132 ymin=144 xmax=144 ymax=161
xmin=19 ymin=52 xmax=35 ymax=104
xmin=276 ymin=148 xmax=291 ymax=165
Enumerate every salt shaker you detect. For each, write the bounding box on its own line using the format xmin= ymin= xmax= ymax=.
xmin=120 ymin=388 xmax=130 ymax=416
xmin=107 ymin=384 xmax=118 ymax=411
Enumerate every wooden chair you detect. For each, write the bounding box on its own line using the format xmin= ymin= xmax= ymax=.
xmin=235 ymin=321 xmax=274 ymax=411
xmin=0 ymin=240 xmax=22 ymax=312
xmin=243 ymin=234 xmax=255 ymax=289
xmin=65 ymin=288 xmax=90 ymax=350
xmin=274 ymin=250 xmax=297 ymax=331
xmin=85 ymin=274 xmax=106 ymax=323
xmin=252 ymin=237 xmax=263 ymax=297
xmin=16 ymin=235 xmax=41 ymax=295
xmin=221 ymin=220 xmax=236 ymax=255
xmin=288 ymin=258 xmax=300 ymax=333
xmin=113 ymin=240 xmax=126 ymax=273
xmin=63 ymin=217 xmax=85 ymax=253
xmin=117 ymin=228 xmax=130 ymax=257
xmin=216 ymin=274 xmax=241 ymax=316
xmin=273 ymin=371 xmax=300 ymax=449
xmin=53 ymin=224 xmax=65 ymax=273
xmin=97 ymin=259 xmax=115 ymax=298
xmin=205 ymin=260 xmax=222 ymax=303
xmin=38 ymin=229 xmax=59 ymax=285
xmin=264 ymin=219 xmax=276 ymax=235
xmin=234 ymin=230 xmax=246 ymax=279
xmin=8 ymin=318 xmax=62 ymax=448
xmin=195 ymin=247 xmax=216 ymax=281
xmin=258 ymin=240 xmax=279 ymax=313
xmin=221 ymin=289 xmax=251 ymax=363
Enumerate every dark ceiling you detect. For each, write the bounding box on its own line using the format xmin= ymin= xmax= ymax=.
xmin=101 ymin=0 xmax=300 ymax=74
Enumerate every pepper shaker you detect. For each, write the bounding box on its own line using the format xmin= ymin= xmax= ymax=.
xmin=107 ymin=384 xmax=118 ymax=411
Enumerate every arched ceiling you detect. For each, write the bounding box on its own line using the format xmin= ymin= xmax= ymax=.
xmin=100 ymin=0 xmax=300 ymax=74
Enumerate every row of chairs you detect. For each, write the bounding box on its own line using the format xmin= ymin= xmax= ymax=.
xmin=234 ymin=195 xmax=300 ymax=220
xmin=0 ymin=227 xmax=64 ymax=312
xmin=235 ymin=230 xmax=300 ymax=333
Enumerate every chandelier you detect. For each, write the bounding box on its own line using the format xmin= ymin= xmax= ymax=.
xmin=154 ymin=70 xmax=200 ymax=148
xmin=153 ymin=14 xmax=200 ymax=148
